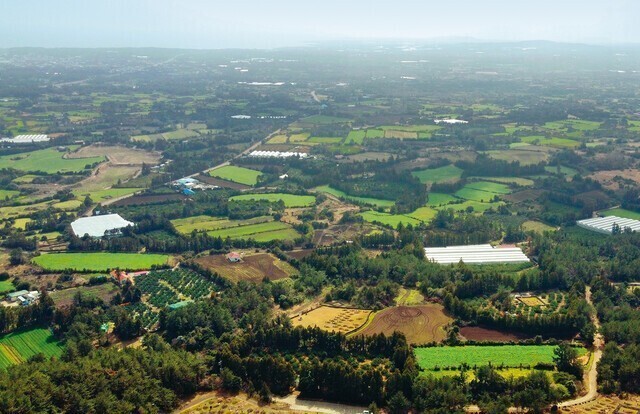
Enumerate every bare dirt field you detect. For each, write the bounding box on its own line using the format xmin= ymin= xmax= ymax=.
xmin=195 ymin=253 xmax=296 ymax=283
xmin=504 ymin=189 xmax=544 ymax=204
xmin=459 ymin=326 xmax=532 ymax=342
xmin=589 ymin=169 xmax=640 ymax=191
xmin=67 ymin=145 xmax=161 ymax=165
xmin=50 ymin=283 xmax=120 ymax=308
xmin=354 ymin=304 xmax=452 ymax=344
xmin=177 ymin=391 xmax=308 ymax=414
xmin=292 ymin=306 xmax=373 ymax=334
xmin=285 ymin=250 xmax=315 ymax=260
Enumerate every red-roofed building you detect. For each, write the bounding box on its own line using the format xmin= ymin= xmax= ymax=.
xmin=226 ymin=252 xmax=242 ymax=262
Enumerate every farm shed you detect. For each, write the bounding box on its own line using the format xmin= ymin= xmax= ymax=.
xmin=71 ymin=214 xmax=134 ymax=238
xmin=425 ymin=244 xmax=530 ymax=265
xmin=577 ymin=215 xmax=640 ymax=234
xmin=6 ymin=290 xmax=29 ymax=302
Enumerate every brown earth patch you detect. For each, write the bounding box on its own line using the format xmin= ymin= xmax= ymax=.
xmin=504 ymin=189 xmax=545 ymax=204
xmin=195 ymin=253 xmax=295 ymax=283
xmin=588 ymin=169 xmax=640 ymax=191
xmin=355 ymin=304 xmax=453 ymax=345
xmin=460 ymin=326 xmax=532 ymax=342
xmin=67 ymin=145 xmax=161 ymax=165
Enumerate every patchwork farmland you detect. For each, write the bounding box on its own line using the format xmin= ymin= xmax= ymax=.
xmin=292 ymin=306 xmax=373 ymax=334
xmin=0 ymin=328 xmax=64 ymax=369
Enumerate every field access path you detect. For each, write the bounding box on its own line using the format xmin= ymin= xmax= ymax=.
xmin=557 ymin=285 xmax=603 ymax=409
xmin=466 ymin=285 xmax=604 ymax=413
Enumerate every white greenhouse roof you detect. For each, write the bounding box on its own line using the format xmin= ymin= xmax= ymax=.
xmin=71 ymin=214 xmax=134 ymax=238
xmin=425 ymin=244 xmax=530 ymax=265
xmin=0 ymin=134 xmax=50 ymax=144
xmin=577 ymin=215 xmax=640 ymax=234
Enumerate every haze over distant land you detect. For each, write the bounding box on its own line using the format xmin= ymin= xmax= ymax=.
xmin=1 ymin=0 xmax=639 ymax=48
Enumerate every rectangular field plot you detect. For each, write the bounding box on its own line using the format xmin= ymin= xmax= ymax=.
xmin=230 ymin=193 xmax=316 ymax=207
xmin=0 ymin=328 xmax=64 ymax=369
xmin=32 ymin=252 xmax=170 ymax=272
xmin=313 ymin=185 xmax=395 ymax=208
xmin=354 ymin=304 xmax=452 ymax=344
xmin=135 ymin=268 xmax=220 ymax=311
xmin=454 ymin=181 xmax=511 ymax=202
xmin=292 ymin=306 xmax=373 ymax=334
xmin=412 ymin=165 xmax=463 ymax=184
xmin=171 ymin=215 xmax=271 ymax=234
xmin=51 ymin=283 xmax=120 ymax=307
xmin=415 ymin=345 xmax=585 ymax=372
xmin=0 ymin=148 xmax=104 ymax=174
xmin=209 ymin=165 xmax=263 ymax=186
xmin=207 ymin=221 xmax=299 ymax=242
xmin=195 ymin=253 xmax=296 ymax=283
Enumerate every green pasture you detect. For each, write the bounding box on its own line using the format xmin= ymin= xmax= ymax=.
xmin=230 ymin=193 xmax=316 ymax=207
xmin=412 ymin=165 xmax=463 ymax=184
xmin=33 ymin=253 xmax=170 ymax=272
xmin=209 ymin=165 xmax=263 ymax=186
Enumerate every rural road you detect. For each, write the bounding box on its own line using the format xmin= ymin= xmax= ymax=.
xmin=274 ymin=393 xmax=366 ymax=414
xmin=557 ymin=285 xmax=603 ymax=408
xmin=467 ymin=286 xmax=604 ymax=413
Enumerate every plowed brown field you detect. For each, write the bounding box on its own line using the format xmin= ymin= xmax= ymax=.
xmin=354 ymin=304 xmax=452 ymax=344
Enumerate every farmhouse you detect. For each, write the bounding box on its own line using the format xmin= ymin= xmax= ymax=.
xmin=70 ymin=214 xmax=134 ymax=238
xmin=6 ymin=290 xmax=40 ymax=306
xmin=425 ymin=244 xmax=530 ymax=264
xmin=6 ymin=290 xmax=29 ymax=302
xmin=577 ymin=215 xmax=640 ymax=234
xmin=226 ymin=252 xmax=242 ymax=262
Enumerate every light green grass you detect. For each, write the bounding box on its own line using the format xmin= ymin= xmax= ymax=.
xmin=544 ymin=165 xmax=578 ymax=176
xmin=33 ymin=253 xmax=170 ymax=272
xmin=436 ymin=200 xmax=503 ymax=213
xmin=209 ymin=165 xmax=263 ymax=186
xmin=412 ymin=165 xmax=463 ymax=184
xmin=0 ymin=148 xmax=104 ymax=174
xmin=171 ymin=215 xmax=272 ymax=234
xmin=520 ymin=136 xmax=580 ymax=149
xmin=52 ymin=199 xmax=83 ymax=210
xmin=426 ymin=193 xmax=459 ymax=207
xmin=366 ymin=129 xmax=385 ymax=138
xmin=345 ymin=130 xmax=366 ymax=144
xmin=360 ymin=211 xmax=422 ymax=228
xmin=0 ymin=328 xmax=64 ymax=369
xmin=601 ymin=208 xmax=640 ymax=220
xmin=464 ymin=181 xmax=512 ymax=194
xmin=0 ymin=190 xmax=20 ymax=200
xmin=406 ymin=207 xmax=438 ymax=221
xmin=207 ymin=221 xmax=297 ymax=241
xmin=522 ymin=220 xmax=557 ymax=233
xmin=73 ymin=188 xmax=143 ymax=203
xmin=0 ymin=280 xmax=15 ymax=294
xmin=230 ymin=193 xmax=316 ymax=207
xmin=314 ymin=185 xmax=395 ymax=207
xmin=543 ymin=119 xmax=600 ymax=132
xmin=308 ymin=136 xmax=343 ymax=144
xmin=470 ymin=177 xmax=534 ymax=186
xmin=299 ymin=115 xmax=351 ymax=125
xmin=415 ymin=345 xmax=586 ymax=371
xmin=12 ymin=218 xmax=31 ymax=230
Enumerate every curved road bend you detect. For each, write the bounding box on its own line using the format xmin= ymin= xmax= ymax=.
xmin=467 ymin=286 xmax=604 ymax=413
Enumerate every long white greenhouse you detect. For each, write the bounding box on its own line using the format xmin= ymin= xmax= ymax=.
xmin=424 ymin=244 xmax=530 ymax=265
xmin=577 ymin=215 xmax=640 ymax=234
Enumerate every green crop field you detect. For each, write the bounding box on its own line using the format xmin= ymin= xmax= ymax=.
xmin=360 ymin=211 xmax=422 ymax=228
xmin=172 ymin=215 xmax=272 ymax=234
xmin=464 ymin=181 xmax=512 ymax=194
xmin=0 ymin=280 xmax=15 ymax=294
xmin=0 ymin=148 xmax=104 ymax=174
xmin=366 ymin=129 xmax=385 ymax=138
xmin=314 ymin=185 xmax=395 ymax=207
xmin=415 ymin=345 xmax=586 ymax=372
xmin=543 ymin=119 xmax=600 ymax=131
xmin=308 ymin=136 xmax=343 ymax=144
xmin=601 ymin=208 xmax=640 ymax=220
xmin=207 ymin=221 xmax=299 ymax=241
xmin=406 ymin=207 xmax=438 ymax=222
xmin=426 ymin=193 xmax=459 ymax=207
xmin=436 ymin=199 xmax=503 ymax=213
xmin=544 ymin=165 xmax=578 ymax=176
xmin=0 ymin=328 xmax=64 ymax=369
xmin=346 ymin=130 xmax=366 ymax=144
xmin=0 ymin=190 xmax=20 ymax=200
xmin=230 ymin=193 xmax=316 ymax=207
xmin=486 ymin=149 xmax=550 ymax=166
xmin=522 ymin=220 xmax=557 ymax=233
xmin=209 ymin=165 xmax=263 ymax=186
xmin=412 ymin=165 xmax=463 ymax=184
xmin=469 ymin=177 xmax=534 ymax=187
xmin=33 ymin=252 xmax=170 ymax=271
xmin=520 ymin=136 xmax=580 ymax=149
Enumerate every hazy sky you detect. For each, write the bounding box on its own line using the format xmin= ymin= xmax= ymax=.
xmin=1 ymin=0 xmax=639 ymax=48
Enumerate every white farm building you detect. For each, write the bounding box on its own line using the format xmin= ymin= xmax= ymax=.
xmin=0 ymin=134 xmax=50 ymax=144
xmin=577 ymin=215 xmax=640 ymax=234
xmin=71 ymin=214 xmax=134 ymax=238
xmin=425 ymin=244 xmax=530 ymax=265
